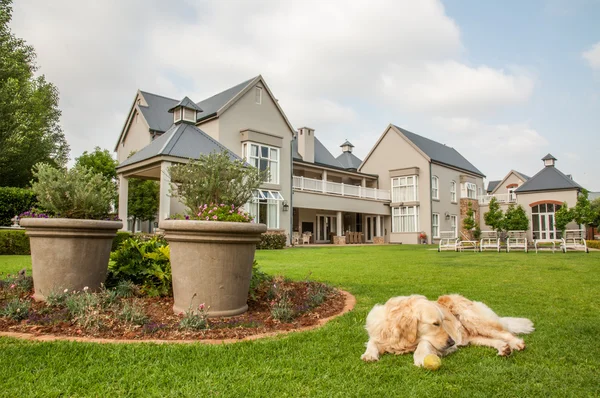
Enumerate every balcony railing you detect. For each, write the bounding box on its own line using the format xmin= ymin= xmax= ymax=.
xmin=478 ymin=193 xmax=516 ymax=205
xmin=293 ymin=176 xmax=390 ymax=201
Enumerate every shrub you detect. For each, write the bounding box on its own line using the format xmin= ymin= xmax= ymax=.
xmin=107 ymin=236 xmax=172 ymax=297
xmin=30 ymin=163 xmax=116 ymax=219
xmin=0 ymin=187 xmax=37 ymax=226
xmin=586 ymin=240 xmax=600 ymax=250
xmin=0 ymin=273 xmax=33 ymax=299
xmin=257 ymin=231 xmax=287 ymax=250
xmin=179 ymin=302 xmax=209 ymax=331
xmin=170 ymin=203 xmax=252 ymax=222
xmin=248 ymin=260 xmax=272 ymax=301
xmin=118 ymin=300 xmax=148 ymax=325
xmin=112 ymin=231 xmax=132 ymax=252
xmin=0 ymin=230 xmax=30 ymax=255
xmin=270 ymin=291 xmax=294 ymax=323
xmin=0 ymin=298 xmax=31 ymax=320
xmin=306 ymin=282 xmax=335 ymax=309
xmin=503 ymin=204 xmax=529 ymax=231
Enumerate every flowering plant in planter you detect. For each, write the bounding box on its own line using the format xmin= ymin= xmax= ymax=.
xmin=170 ymin=203 xmax=252 ymax=223
xmin=19 ymin=163 xmax=122 ymax=301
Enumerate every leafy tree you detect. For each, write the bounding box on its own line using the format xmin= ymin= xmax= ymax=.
xmin=462 ymin=201 xmax=481 ymax=239
xmin=503 ymin=204 xmax=529 ymax=231
xmin=128 ymin=178 xmax=159 ymax=228
xmin=572 ymin=189 xmax=594 ymax=226
xmin=0 ymin=0 xmax=69 ymax=187
xmin=554 ymin=202 xmax=574 ymax=237
xmin=169 ymin=151 xmax=268 ymax=214
xmin=590 ymin=198 xmax=600 ymax=228
xmin=484 ymin=197 xmax=504 ymax=232
xmin=75 ymin=147 xmax=118 ymax=181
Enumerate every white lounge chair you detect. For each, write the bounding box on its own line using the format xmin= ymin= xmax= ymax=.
xmin=560 ymin=229 xmax=589 ymax=253
xmin=480 ymin=231 xmax=500 ymax=252
xmin=534 ymin=235 xmax=561 ymax=253
xmin=507 ymin=230 xmax=528 ymax=253
xmin=438 ymin=231 xmax=458 ymax=252
xmin=457 ymin=232 xmax=479 ymax=252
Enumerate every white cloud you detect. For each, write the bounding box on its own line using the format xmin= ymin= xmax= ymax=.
xmin=10 ymin=0 xmax=537 ymax=165
xmin=583 ymin=42 xmax=600 ymax=70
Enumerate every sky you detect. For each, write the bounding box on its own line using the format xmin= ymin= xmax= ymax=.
xmin=10 ymin=0 xmax=600 ymax=191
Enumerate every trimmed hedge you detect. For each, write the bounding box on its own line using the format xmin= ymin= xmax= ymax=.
xmin=257 ymin=231 xmax=287 ymax=250
xmin=0 ymin=230 xmax=30 ymax=255
xmin=0 ymin=187 xmax=37 ymax=226
xmin=586 ymin=240 xmax=600 ymax=250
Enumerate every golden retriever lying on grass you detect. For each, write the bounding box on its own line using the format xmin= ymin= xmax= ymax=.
xmin=361 ymin=294 xmax=534 ymax=366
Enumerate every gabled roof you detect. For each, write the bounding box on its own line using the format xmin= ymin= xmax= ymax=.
xmin=514 ymin=170 xmax=531 ymax=180
xmin=487 ymin=180 xmax=501 ymax=193
xmin=489 ymin=169 xmax=531 ymax=194
xmin=117 ymin=123 xmax=239 ymax=169
xmin=392 ymin=125 xmax=485 ymax=177
xmin=292 ymin=137 xmax=344 ymax=168
xmin=138 ymin=91 xmax=179 ymax=133
xmin=169 ymin=96 xmax=203 ymax=112
xmin=515 ymin=166 xmax=583 ymax=193
xmin=336 ymin=151 xmax=362 ymax=170
xmin=195 ymin=77 xmax=257 ymax=122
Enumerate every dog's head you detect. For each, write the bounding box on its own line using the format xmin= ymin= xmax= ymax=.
xmin=386 ymin=295 xmax=455 ymax=353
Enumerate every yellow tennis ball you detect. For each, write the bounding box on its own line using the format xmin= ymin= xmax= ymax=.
xmin=423 ymin=354 xmax=442 ymax=370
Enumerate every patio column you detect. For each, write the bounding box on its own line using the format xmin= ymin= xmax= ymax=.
xmin=376 ymin=216 xmax=381 ymax=237
xmin=322 ymin=170 xmax=327 ymax=193
xmin=361 ymin=178 xmax=366 ymax=187
xmin=118 ymin=174 xmax=128 ymax=231
xmin=159 ymin=161 xmax=172 ymax=222
xmin=336 ymin=211 xmax=342 ymax=236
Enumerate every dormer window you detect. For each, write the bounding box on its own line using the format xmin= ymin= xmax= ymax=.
xmin=173 ymin=108 xmax=182 ymax=123
xmin=183 ymin=108 xmax=196 ymax=122
xmin=255 ymin=87 xmax=262 ymax=104
xmin=168 ymin=96 xmax=202 ymax=125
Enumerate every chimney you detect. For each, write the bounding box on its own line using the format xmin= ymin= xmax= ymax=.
xmin=297 ymin=127 xmax=315 ymax=163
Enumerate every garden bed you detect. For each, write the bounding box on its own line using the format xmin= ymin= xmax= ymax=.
xmin=0 ymin=274 xmax=349 ymax=342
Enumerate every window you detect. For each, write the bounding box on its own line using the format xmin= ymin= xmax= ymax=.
xmin=255 ymin=87 xmax=262 ymax=104
xmin=173 ymin=108 xmax=181 ymax=123
xmin=183 ymin=108 xmax=196 ymax=122
xmin=450 ymin=215 xmax=457 ymax=238
xmin=450 ymin=181 xmax=457 ymax=202
xmin=391 ymin=176 xmax=418 ymax=202
xmin=432 ymin=176 xmax=439 ymax=200
xmin=247 ymin=190 xmax=283 ymax=229
xmin=532 ymin=203 xmax=562 ymax=239
xmin=478 ymin=186 xmax=483 ymax=198
xmin=244 ymin=143 xmax=279 ymax=184
xmin=432 ymin=213 xmax=439 ymax=238
xmin=392 ymin=206 xmax=419 ymax=232
xmin=465 ymin=182 xmax=476 ymax=199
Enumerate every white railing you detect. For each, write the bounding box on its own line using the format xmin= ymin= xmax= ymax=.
xmin=478 ymin=193 xmax=516 ymax=205
xmin=293 ymin=176 xmax=390 ymax=201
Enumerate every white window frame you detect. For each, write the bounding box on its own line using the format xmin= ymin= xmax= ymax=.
xmin=466 ymin=182 xmax=476 ymax=199
xmin=391 ymin=175 xmax=418 ymax=202
xmin=392 ymin=206 xmax=420 ymax=233
xmin=173 ymin=107 xmax=182 ymax=123
xmin=243 ymin=142 xmax=280 ymax=184
xmin=247 ymin=190 xmax=283 ymax=229
xmin=183 ymin=107 xmax=196 ymax=122
xmin=255 ymin=87 xmax=262 ymax=104
xmin=432 ymin=213 xmax=440 ymax=238
xmin=450 ymin=180 xmax=457 ymax=203
xmin=450 ymin=215 xmax=457 ymax=238
xmin=431 ymin=176 xmax=439 ymax=200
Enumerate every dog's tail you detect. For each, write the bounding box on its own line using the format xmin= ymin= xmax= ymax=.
xmin=500 ymin=317 xmax=535 ymax=334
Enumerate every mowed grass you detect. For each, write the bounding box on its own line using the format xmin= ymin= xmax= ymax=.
xmin=0 ymin=246 xmax=599 ymax=397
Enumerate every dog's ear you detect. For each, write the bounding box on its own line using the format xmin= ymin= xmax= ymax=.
xmin=388 ymin=299 xmax=419 ymax=345
xmin=437 ymin=295 xmax=453 ymax=310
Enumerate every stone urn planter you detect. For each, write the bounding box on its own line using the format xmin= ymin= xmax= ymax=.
xmin=20 ymin=218 xmax=123 ymax=301
xmin=160 ymin=219 xmax=267 ymax=317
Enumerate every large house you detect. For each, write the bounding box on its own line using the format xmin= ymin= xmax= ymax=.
xmin=114 ymin=75 xmax=588 ymax=244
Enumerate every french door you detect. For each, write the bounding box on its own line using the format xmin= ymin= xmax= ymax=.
xmin=316 ymin=215 xmax=337 ymax=242
xmin=532 ymin=203 xmax=560 ymax=240
xmin=365 ymin=216 xmax=376 ymax=242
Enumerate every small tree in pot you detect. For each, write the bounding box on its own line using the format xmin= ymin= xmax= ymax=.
xmin=161 ymin=151 xmax=268 ymax=316
xmin=20 ymin=163 xmax=122 ymax=301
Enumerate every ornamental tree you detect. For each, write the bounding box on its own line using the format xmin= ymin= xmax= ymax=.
xmin=554 ymin=202 xmax=574 ymax=236
xmin=484 ymin=197 xmax=504 ymax=232
xmin=572 ymin=189 xmax=594 ymax=226
xmin=503 ymin=204 xmax=529 ymax=231
xmin=75 ymin=147 xmax=118 ymax=182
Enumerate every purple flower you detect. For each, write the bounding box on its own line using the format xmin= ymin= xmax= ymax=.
xmin=212 ymin=215 xmax=218 ymax=220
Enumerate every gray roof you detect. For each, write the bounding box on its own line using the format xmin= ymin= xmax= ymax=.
xmin=542 ymin=153 xmax=557 ymax=161
xmin=515 ymin=165 xmax=583 ymax=193
xmin=340 ymin=140 xmax=354 ymax=148
xmin=117 ymin=123 xmax=239 ymax=169
xmin=487 ymin=180 xmax=501 ymax=193
xmin=292 ymin=137 xmax=344 ymax=168
xmin=195 ymin=77 xmax=257 ymax=122
xmin=393 ymin=125 xmax=485 ymax=177
xmin=139 ymin=91 xmax=179 ymax=132
xmin=514 ymin=170 xmax=531 ymax=180
xmin=169 ymin=96 xmax=203 ymax=112
xmin=336 ymin=152 xmax=362 ymax=170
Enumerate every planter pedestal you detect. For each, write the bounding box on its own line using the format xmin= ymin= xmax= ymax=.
xmin=160 ymin=220 xmax=267 ymax=317
xmin=20 ymin=218 xmax=122 ymax=301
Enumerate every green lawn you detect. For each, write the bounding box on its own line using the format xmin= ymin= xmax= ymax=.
xmin=1 ymin=246 xmax=599 ymax=397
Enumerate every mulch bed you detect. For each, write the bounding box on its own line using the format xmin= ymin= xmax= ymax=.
xmin=0 ymin=278 xmax=349 ymax=342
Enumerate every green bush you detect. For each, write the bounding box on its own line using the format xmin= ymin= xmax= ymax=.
xmin=0 ymin=187 xmax=37 ymax=226
xmin=257 ymin=231 xmax=287 ymax=250
xmin=107 ymin=235 xmax=172 ymax=297
xmin=111 ymin=231 xmax=132 ymax=252
xmin=0 ymin=230 xmax=30 ymax=255
xmin=586 ymin=240 xmax=600 ymax=250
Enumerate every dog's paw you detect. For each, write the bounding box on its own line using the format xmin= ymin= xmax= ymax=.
xmin=497 ymin=344 xmax=512 ymax=357
xmin=510 ymin=338 xmax=526 ymax=351
xmin=361 ymin=353 xmax=379 ymax=362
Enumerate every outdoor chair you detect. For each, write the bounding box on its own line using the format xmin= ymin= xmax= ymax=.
xmin=480 ymin=231 xmax=500 ymax=252
xmin=457 ymin=232 xmax=479 ymax=252
xmin=506 ymin=230 xmax=528 ymax=253
xmin=560 ymin=229 xmax=589 ymax=253
xmin=292 ymin=232 xmax=301 ymax=246
xmin=438 ymin=231 xmax=458 ymax=252
xmin=534 ymin=234 xmax=561 ymax=253
xmin=302 ymin=232 xmax=311 ymax=245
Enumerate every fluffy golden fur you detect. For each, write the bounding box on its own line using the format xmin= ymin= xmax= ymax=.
xmin=361 ymin=294 xmax=534 ymax=366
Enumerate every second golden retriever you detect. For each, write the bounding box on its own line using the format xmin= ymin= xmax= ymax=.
xmin=360 ymin=294 xmax=534 ymax=366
